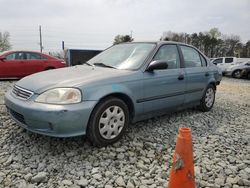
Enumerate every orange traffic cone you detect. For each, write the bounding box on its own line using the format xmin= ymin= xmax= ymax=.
xmin=168 ymin=127 xmax=195 ymax=188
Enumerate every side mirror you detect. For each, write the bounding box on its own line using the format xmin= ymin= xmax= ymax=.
xmin=146 ymin=60 xmax=168 ymax=72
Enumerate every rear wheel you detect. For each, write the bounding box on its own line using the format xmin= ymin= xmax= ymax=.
xmin=199 ymin=84 xmax=215 ymax=112
xmin=232 ymin=70 xmax=242 ymax=78
xmin=87 ymin=97 xmax=129 ymax=147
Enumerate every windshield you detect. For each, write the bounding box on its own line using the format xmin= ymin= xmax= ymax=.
xmin=87 ymin=43 xmax=156 ymax=70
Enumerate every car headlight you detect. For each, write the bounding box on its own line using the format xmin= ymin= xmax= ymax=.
xmin=35 ymin=88 xmax=82 ymax=104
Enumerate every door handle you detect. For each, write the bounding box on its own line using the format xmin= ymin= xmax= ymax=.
xmin=205 ymin=72 xmax=209 ymax=77
xmin=178 ymin=75 xmax=184 ymax=80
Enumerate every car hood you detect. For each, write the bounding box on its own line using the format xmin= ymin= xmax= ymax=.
xmin=16 ymin=66 xmax=133 ymax=93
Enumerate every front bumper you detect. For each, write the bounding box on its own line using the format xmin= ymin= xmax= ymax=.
xmin=4 ymin=90 xmax=97 ymax=137
xmin=224 ymin=70 xmax=233 ymax=76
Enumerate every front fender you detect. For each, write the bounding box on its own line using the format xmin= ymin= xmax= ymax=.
xmin=84 ymin=84 xmax=135 ymax=101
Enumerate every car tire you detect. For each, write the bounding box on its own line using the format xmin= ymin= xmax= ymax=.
xmin=45 ymin=67 xmax=55 ymax=71
xmin=199 ymin=84 xmax=215 ymax=112
xmin=87 ymin=97 xmax=129 ymax=147
xmin=232 ymin=70 xmax=242 ymax=78
xmin=247 ymin=72 xmax=250 ymax=80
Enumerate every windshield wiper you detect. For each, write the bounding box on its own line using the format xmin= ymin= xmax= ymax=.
xmin=93 ymin=62 xmax=116 ymax=69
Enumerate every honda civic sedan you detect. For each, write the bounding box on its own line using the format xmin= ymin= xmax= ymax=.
xmin=5 ymin=41 xmax=222 ymax=146
xmin=0 ymin=50 xmax=66 ymax=79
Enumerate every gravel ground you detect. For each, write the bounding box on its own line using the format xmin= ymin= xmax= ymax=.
xmin=0 ymin=77 xmax=249 ymax=188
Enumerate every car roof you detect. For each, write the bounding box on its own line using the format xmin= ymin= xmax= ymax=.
xmin=0 ymin=50 xmax=60 ymax=60
xmin=127 ymin=41 xmax=191 ymax=46
xmin=4 ymin=50 xmax=43 ymax=54
xmin=121 ymin=41 xmax=199 ymax=50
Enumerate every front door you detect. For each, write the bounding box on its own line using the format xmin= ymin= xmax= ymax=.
xmin=0 ymin=52 xmax=25 ymax=78
xmin=141 ymin=44 xmax=186 ymax=114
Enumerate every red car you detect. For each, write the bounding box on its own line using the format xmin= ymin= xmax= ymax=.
xmin=0 ymin=51 xmax=66 ymax=79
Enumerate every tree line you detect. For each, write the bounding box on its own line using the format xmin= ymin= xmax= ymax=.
xmin=1 ymin=28 xmax=250 ymax=58
xmin=160 ymin=28 xmax=250 ymax=58
xmin=113 ymin=28 xmax=250 ymax=58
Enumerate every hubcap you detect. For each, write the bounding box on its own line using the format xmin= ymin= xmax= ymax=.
xmin=234 ymin=70 xmax=241 ymax=78
xmin=205 ymin=88 xmax=214 ymax=108
xmin=99 ymin=106 xmax=125 ymax=140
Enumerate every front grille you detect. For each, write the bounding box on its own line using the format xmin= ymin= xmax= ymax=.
xmin=9 ymin=108 xmax=26 ymax=124
xmin=12 ymin=85 xmax=34 ymax=100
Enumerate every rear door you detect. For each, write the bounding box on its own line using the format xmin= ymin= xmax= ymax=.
xmin=217 ymin=57 xmax=234 ymax=72
xmin=24 ymin=52 xmax=46 ymax=75
xmin=142 ymin=44 xmax=186 ymax=114
xmin=179 ymin=45 xmax=210 ymax=105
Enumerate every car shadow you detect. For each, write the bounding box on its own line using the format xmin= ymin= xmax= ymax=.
xmin=1 ymin=101 xmax=230 ymax=162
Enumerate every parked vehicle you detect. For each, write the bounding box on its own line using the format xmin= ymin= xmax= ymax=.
xmin=241 ymin=67 xmax=250 ymax=79
xmin=0 ymin=51 xmax=66 ymax=79
xmin=211 ymin=57 xmax=237 ymax=73
xmin=66 ymin=49 xmax=102 ymax=66
xmin=224 ymin=60 xmax=250 ymax=78
xmin=5 ymin=42 xmax=222 ymax=146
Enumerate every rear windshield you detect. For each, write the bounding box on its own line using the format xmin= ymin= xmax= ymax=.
xmin=0 ymin=51 xmax=8 ymax=56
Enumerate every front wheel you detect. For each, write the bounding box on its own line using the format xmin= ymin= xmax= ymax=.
xmin=199 ymin=85 xmax=215 ymax=112
xmin=87 ymin=97 xmax=129 ymax=147
xmin=232 ymin=70 xmax=242 ymax=78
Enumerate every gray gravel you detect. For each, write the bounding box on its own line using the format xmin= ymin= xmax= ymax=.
xmin=0 ymin=77 xmax=249 ymax=188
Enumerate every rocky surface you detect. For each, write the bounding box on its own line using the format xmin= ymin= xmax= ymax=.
xmin=0 ymin=77 xmax=249 ymax=188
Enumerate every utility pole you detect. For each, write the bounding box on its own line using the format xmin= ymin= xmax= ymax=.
xmin=130 ymin=30 xmax=133 ymax=39
xmin=62 ymin=41 xmax=65 ymax=50
xmin=39 ymin=25 xmax=43 ymax=52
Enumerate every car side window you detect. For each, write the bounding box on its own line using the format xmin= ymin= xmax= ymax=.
xmin=6 ymin=53 xmax=15 ymax=60
xmin=200 ymin=54 xmax=207 ymax=67
xmin=26 ymin=52 xmax=42 ymax=60
xmin=180 ymin=46 xmax=202 ymax=68
xmin=225 ymin=58 xmax=233 ymax=63
xmin=6 ymin=52 xmax=24 ymax=60
xmin=153 ymin=45 xmax=180 ymax=69
xmin=213 ymin=58 xmax=223 ymax=64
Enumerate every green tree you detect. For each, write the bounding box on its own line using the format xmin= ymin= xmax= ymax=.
xmin=208 ymin=28 xmax=221 ymax=39
xmin=190 ymin=33 xmax=200 ymax=48
xmin=223 ymin=35 xmax=241 ymax=56
xmin=207 ymin=28 xmax=221 ymax=57
xmin=160 ymin=28 xmax=250 ymax=57
xmin=113 ymin=35 xmax=133 ymax=45
xmin=0 ymin=31 xmax=11 ymax=51
xmin=242 ymin=40 xmax=250 ymax=57
xmin=161 ymin=31 xmax=187 ymax=43
xmin=234 ymin=42 xmax=244 ymax=57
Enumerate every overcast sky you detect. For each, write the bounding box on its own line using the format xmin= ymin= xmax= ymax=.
xmin=0 ymin=0 xmax=250 ymax=52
